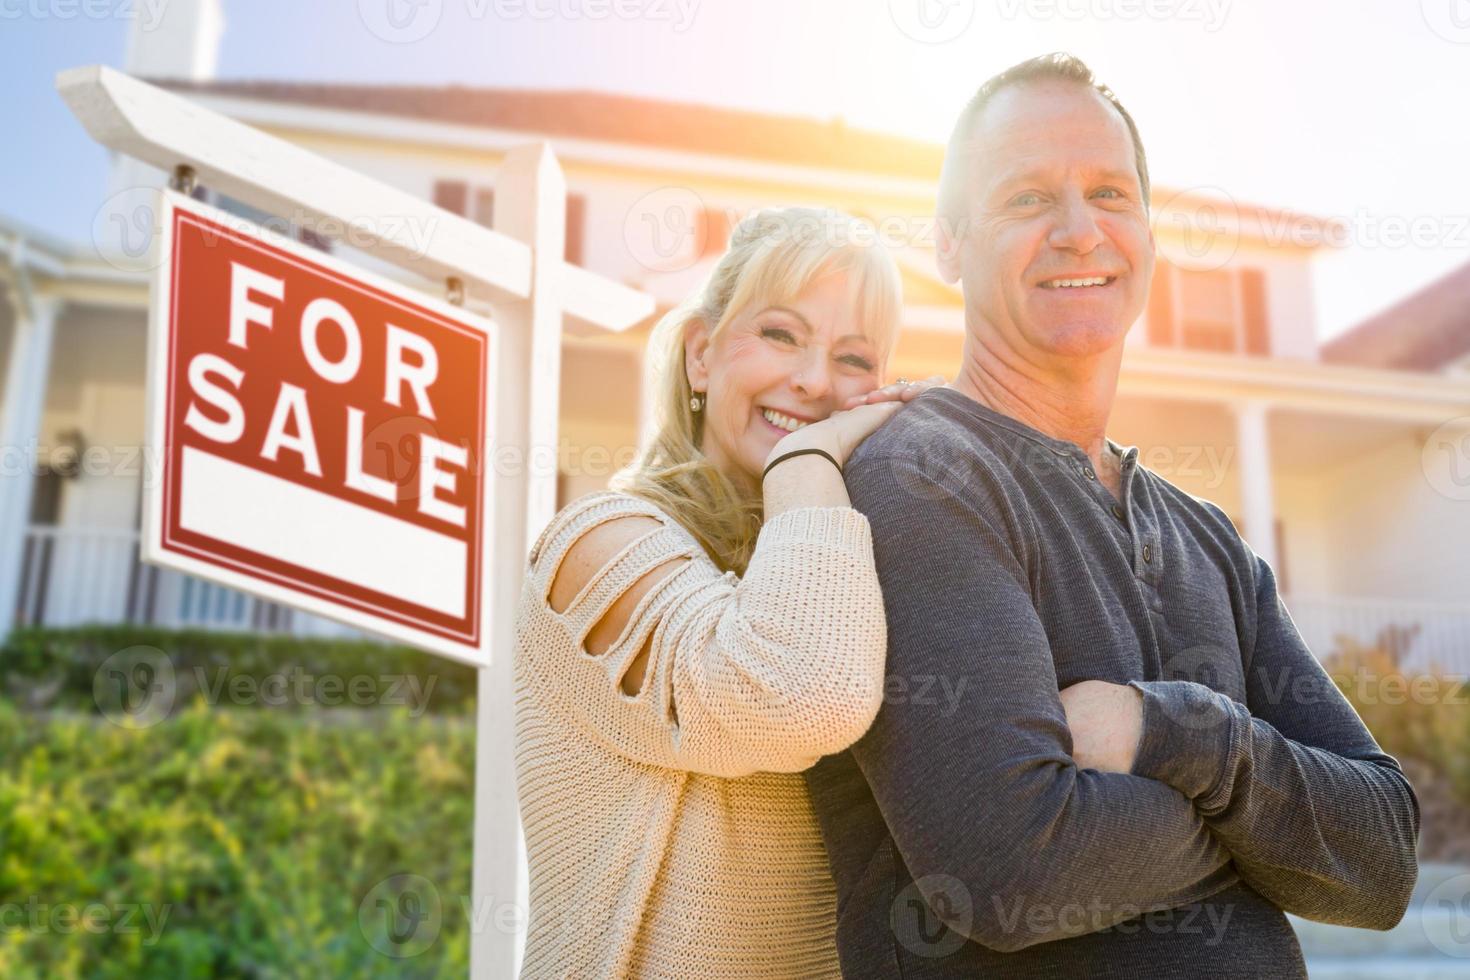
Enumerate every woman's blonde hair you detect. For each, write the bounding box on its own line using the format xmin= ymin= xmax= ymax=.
xmin=610 ymin=206 xmax=903 ymax=574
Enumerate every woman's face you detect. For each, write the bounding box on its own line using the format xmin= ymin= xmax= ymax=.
xmin=686 ymin=271 xmax=885 ymax=488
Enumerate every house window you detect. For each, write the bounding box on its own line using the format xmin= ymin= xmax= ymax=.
xmin=432 ymin=179 xmax=585 ymax=264
xmin=1146 ymin=260 xmax=1270 ymax=356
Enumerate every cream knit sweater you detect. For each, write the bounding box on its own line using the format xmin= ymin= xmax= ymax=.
xmin=513 ymin=489 xmax=887 ymax=978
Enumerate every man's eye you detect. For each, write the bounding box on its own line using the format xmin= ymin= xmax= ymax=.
xmin=761 ymin=327 xmax=797 ymax=343
xmin=1012 ymin=193 xmax=1041 ymax=207
xmin=1094 ymin=187 xmax=1125 ymax=200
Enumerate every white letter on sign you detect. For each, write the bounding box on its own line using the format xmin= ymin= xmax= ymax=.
xmin=228 ymin=262 xmax=285 ymax=348
xmin=300 ymin=297 xmax=363 ymax=384
xmin=384 ymin=324 xmax=439 ymax=420
xmin=418 ymin=436 xmax=468 ymax=528
xmin=345 ymin=406 xmax=397 ymax=503
xmin=260 ymin=382 xmax=323 ymax=477
xmin=184 ymin=353 xmax=246 ymax=444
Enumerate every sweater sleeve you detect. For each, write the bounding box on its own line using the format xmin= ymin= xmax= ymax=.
xmin=843 ymin=455 xmax=1237 ymax=954
xmin=1126 ymin=550 xmax=1421 ymax=931
xmin=521 ymin=493 xmax=887 ymax=779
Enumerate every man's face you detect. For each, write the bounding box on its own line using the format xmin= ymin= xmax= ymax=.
xmin=939 ymin=80 xmax=1154 ymax=361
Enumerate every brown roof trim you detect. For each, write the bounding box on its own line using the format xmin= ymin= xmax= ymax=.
xmin=1322 ymin=260 xmax=1470 ymax=370
xmin=152 ymin=78 xmax=946 ymax=180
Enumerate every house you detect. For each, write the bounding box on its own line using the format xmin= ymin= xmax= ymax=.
xmin=3 ymin=0 xmax=1468 ymax=673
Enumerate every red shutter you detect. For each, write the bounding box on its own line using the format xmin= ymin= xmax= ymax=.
xmin=432 ymin=180 xmax=468 ymax=216
xmin=1147 ymin=260 xmax=1176 ymax=347
xmin=565 ymin=193 xmax=586 ymax=266
xmin=1240 ymin=267 xmax=1271 ymax=356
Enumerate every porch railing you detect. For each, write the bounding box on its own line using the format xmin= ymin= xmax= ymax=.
xmin=11 ymin=525 xmax=1469 ymax=672
xmin=13 ymin=524 xmax=360 ymax=639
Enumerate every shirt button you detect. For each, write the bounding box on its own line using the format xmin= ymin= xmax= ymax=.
xmin=1112 ymin=504 xmax=1125 ymax=520
xmin=1082 ymin=467 xmax=1096 ymax=480
xmin=1142 ymin=543 xmax=1153 ymax=563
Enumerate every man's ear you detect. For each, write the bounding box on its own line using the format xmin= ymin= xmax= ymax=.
xmin=683 ymin=318 xmax=711 ymax=393
xmin=936 ymin=216 xmax=962 ymax=285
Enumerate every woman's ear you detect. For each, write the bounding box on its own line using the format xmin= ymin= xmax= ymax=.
xmin=683 ymin=318 xmax=711 ymax=393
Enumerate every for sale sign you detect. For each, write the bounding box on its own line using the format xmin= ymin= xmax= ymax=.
xmin=143 ymin=190 xmax=495 ymax=665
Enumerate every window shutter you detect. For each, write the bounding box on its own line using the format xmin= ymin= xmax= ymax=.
xmin=1147 ymin=260 xmax=1176 ymax=347
xmin=1240 ymin=267 xmax=1271 ymax=356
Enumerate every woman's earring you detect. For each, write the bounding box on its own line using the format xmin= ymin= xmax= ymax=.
xmin=689 ymin=393 xmax=704 ymax=413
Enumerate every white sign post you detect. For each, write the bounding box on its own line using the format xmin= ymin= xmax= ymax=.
xmin=58 ymin=65 xmax=655 ymax=977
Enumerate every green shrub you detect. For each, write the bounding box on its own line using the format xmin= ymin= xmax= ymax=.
xmin=0 ymin=697 xmax=476 ymax=978
xmin=1 ymin=626 xmax=476 ymax=717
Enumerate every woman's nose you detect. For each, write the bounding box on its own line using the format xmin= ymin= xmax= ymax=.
xmin=790 ymin=352 xmax=833 ymax=399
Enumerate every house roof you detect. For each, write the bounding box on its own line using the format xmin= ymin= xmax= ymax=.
xmin=152 ymin=79 xmax=947 ymax=181
xmin=1322 ymin=260 xmax=1470 ymax=371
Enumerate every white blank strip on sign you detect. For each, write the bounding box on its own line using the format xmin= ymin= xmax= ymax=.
xmin=178 ymin=446 xmax=467 ymax=619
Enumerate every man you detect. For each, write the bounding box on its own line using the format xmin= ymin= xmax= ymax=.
xmin=806 ymin=52 xmax=1419 ymax=977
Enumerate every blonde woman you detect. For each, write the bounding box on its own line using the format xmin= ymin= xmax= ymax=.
xmin=513 ymin=208 xmax=936 ymax=978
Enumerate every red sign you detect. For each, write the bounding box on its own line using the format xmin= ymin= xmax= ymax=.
xmin=143 ymin=191 xmax=494 ymax=663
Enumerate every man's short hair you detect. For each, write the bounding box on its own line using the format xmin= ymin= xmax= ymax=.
xmin=936 ymin=52 xmax=1151 ymax=228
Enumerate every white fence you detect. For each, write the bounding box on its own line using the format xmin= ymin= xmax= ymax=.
xmin=1286 ymin=594 xmax=1470 ymax=677
xmin=14 ymin=524 xmax=359 ymax=638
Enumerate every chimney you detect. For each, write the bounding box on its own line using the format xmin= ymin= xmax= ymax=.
xmin=123 ymin=0 xmax=226 ymax=81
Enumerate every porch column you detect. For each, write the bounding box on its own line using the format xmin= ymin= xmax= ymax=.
xmin=1232 ymin=399 xmax=1279 ymax=573
xmin=0 ymin=293 xmax=62 ymax=639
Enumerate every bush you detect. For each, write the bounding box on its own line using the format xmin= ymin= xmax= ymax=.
xmin=0 ymin=697 xmax=476 ymax=978
xmin=0 ymin=626 xmax=476 ymax=717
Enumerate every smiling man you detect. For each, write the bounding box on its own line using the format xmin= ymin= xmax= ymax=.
xmin=805 ymin=53 xmax=1420 ymax=977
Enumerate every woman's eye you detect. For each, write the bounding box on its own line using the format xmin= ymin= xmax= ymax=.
xmin=840 ymin=355 xmax=875 ymax=371
xmin=761 ymin=327 xmax=797 ymax=344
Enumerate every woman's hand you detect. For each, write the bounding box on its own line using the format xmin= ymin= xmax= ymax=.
xmin=841 ymin=373 xmax=946 ymax=410
xmin=764 ymin=375 xmax=946 ymax=472
xmin=1058 ymin=679 xmax=1144 ymax=773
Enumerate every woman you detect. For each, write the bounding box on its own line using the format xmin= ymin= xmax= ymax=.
xmin=513 ymin=206 xmax=936 ymax=978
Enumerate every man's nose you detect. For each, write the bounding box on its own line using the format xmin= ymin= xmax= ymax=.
xmin=1048 ymin=194 xmax=1105 ymax=254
